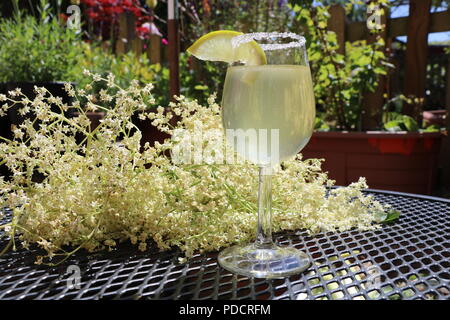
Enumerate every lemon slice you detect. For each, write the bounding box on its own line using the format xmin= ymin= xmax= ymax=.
xmin=187 ymin=30 xmax=266 ymax=66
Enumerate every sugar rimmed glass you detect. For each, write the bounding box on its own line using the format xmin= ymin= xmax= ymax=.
xmin=218 ymin=32 xmax=316 ymax=278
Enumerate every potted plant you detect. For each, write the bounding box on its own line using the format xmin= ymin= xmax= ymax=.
xmin=292 ymin=2 xmax=443 ymax=195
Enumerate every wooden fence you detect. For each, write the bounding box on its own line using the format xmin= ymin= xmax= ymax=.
xmin=114 ymin=12 xmax=164 ymax=64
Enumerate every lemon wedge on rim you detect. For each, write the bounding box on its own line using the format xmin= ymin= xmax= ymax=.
xmin=187 ymin=30 xmax=267 ymax=66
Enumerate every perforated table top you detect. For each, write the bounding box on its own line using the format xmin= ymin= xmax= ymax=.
xmin=0 ymin=189 xmax=449 ymax=300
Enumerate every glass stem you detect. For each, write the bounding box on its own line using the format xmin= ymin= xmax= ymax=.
xmin=256 ymin=166 xmax=273 ymax=247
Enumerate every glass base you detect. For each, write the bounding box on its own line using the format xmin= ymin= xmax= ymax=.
xmin=218 ymin=243 xmax=311 ymax=279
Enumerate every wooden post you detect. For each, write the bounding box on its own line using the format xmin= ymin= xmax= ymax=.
xmin=132 ymin=38 xmax=143 ymax=56
xmin=403 ymin=0 xmax=432 ymax=123
xmin=168 ymin=0 xmax=180 ymax=100
xmin=115 ymin=13 xmax=127 ymax=54
xmin=162 ymin=44 xmax=169 ymax=65
xmin=328 ymin=4 xmax=346 ymax=55
xmin=115 ymin=12 xmax=136 ymax=54
xmin=362 ymin=5 xmax=389 ymax=130
xmin=148 ymin=34 xmax=161 ymax=64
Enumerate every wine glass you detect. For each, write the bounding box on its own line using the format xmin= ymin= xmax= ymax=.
xmin=218 ymin=32 xmax=316 ymax=278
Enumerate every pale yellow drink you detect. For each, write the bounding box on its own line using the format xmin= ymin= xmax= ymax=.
xmin=222 ymin=64 xmax=315 ymax=165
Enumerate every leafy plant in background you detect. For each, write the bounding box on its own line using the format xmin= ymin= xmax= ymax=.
xmin=75 ymin=45 xmax=220 ymax=108
xmin=0 ymin=0 xmax=169 ymax=109
xmin=291 ymin=0 xmax=391 ymax=131
xmin=179 ymin=53 xmax=226 ymax=103
xmin=0 ymin=0 xmax=70 ymax=18
xmin=75 ymin=43 xmax=169 ymax=108
xmin=382 ymin=94 xmax=440 ymax=132
xmin=0 ymin=0 xmax=84 ymax=83
xmin=178 ymin=0 xmax=297 ymax=104
xmin=316 ymin=0 xmax=370 ymax=22
xmin=179 ymin=0 xmax=296 ymax=45
xmin=178 ymin=0 xmax=391 ymax=130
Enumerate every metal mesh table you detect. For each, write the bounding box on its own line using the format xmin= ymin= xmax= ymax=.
xmin=0 ymin=189 xmax=449 ymax=300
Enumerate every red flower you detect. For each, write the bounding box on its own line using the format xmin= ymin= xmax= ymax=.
xmin=82 ymin=0 xmax=97 ymax=6
xmin=81 ymin=0 xmax=160 ymax=41
xmin=82 ymin=0 xmax=143 ymax=20
xmin=136 ymin=26 xmax=149 ymax=37
xmin=87 ymin=10 xmax=99 ymax=20
xmin=112 ymin=6 xmax=124 ymax=14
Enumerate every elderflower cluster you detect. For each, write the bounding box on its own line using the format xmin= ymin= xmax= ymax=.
xmin=0 ymin=73 xmax=387 ymax=264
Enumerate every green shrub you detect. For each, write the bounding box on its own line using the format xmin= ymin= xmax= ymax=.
xmin=0 ymin=2 xmax=83 ymax=83
xmin=75 ymin=44 xmax=223 ymax=109
xmin=179 ymin=0 xmax=296 ymax=105
xmin=75 ymin=43 xmax=169 ymax=108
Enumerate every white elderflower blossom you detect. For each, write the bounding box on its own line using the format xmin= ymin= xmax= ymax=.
xmin=0 ymin=72 xmax=389 ymax=264
xmin=63 ymin=83 xmax=76 ymax=97
xmin=8 ymin=88 xmax=22 ymax=97
xmin=92 ymin=73 xmax=102 ymax=82
xmin=106 ymin=73 xmax=115 ymax=87
xmin=99 ymin=89 xmax=112 ymax=102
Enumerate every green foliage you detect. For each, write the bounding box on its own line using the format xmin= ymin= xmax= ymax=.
xmin=422 ymin=124 xmax=441 ymax=133
xmin=179 ymin=0 xmax=296 ymax=104
xmin=179 ymin=53 xmax=227 ymax=104
xmin=75 ymin=44 xmax=169 ymax=108
xmin=180 ymin=1 xmax=296 ymax=45
xmin=0 ymin=2 xmax=83 ymax=83
xmin=384 ymin=114 xmax=419 ymax=132
xmin=292 ymin=0 xmax=391 ymax=131
xmin=314 ymin=114 xmax=331 ymax=131
xmin=75 ymin=45 xmax=223 ymax=108
xmin=181 ymin=0 xmax=393 ymax=131
xmin=382 ymin=94 xmax=440 ymax=132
